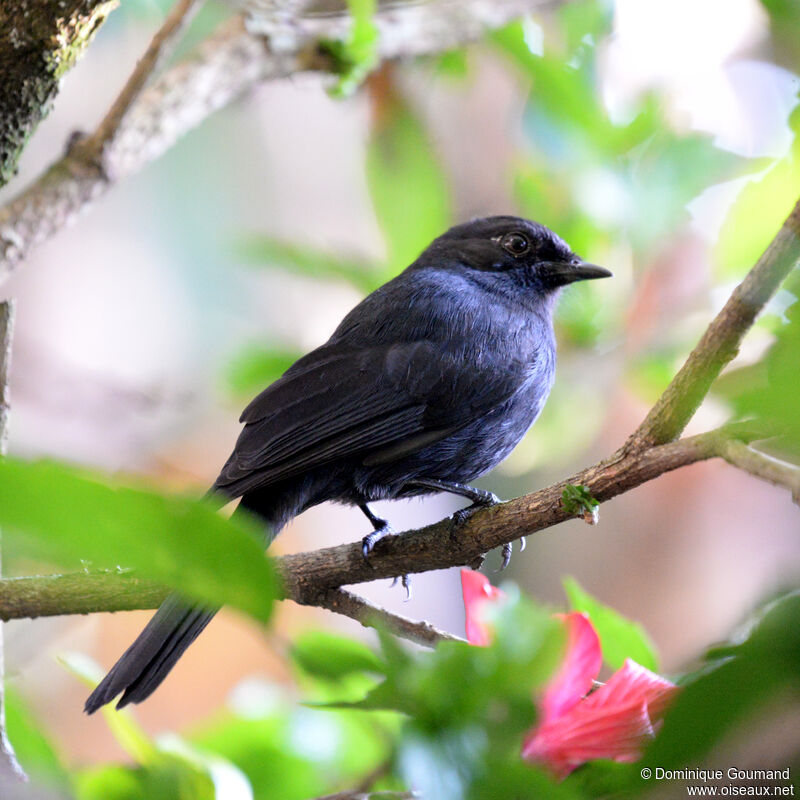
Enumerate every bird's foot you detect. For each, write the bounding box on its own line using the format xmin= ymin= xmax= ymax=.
xmin=452 ymin=490 xmax=501 ymax=527
xmin=390 ymin=574 xmax=412 ymax=601
xmin=496 ymin=536 xmax=527 ymax=571
xmin=361 ymin=520 xmax=393 ymax=559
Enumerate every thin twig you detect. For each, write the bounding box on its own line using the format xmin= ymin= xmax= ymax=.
xmin=0 ymin=302 xmax=24 ymax=781
xmin=721 ymin=440 xmax=800 ymax=507
xmin=308 ymin=588 xmax=465 ymax=647
xmin=626 ymin=198 xmax=800 ymax=451
xmin=70 ymin=0 xmax=201 ymax=176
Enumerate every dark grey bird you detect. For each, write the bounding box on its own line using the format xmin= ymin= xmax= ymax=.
xmin=85 ymin=215 xmax=611 ymax=713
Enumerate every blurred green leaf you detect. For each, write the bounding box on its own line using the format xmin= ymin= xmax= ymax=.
xmin=497 ymin=19 xmax=755 ymax=250
xmin=5 ymin=689 xmax=69 ymax=789
xmin=725 ymin=271 xmax=800 ymax=456
xmin=225 ymin=344 xmax=303 ymax=398
xmin=367 ymin=88 xmax=451 ymax=270
xmin=0 ymin=458 xmax=277 ymax=623
xmin=760 ymin=1 xmax=800 ymax=68
xmin=326 ymin=0 xmax=379 ymax=98
xmin=715 ymin=104 xmax=799 ymax=278
xmin=563 ymin=577 xmax=659 ymax=672
xmin=290 ymin=630 xmax=387 ymax=681
xmin=236 ymin=235 xmax=383 ymax=294
xmin=646 ymin=592 xmax=800 ymax=769
xmin=192 ymin=714 xmax=324 ymax=800
xmin=76 ymin=756 xmax=216 ymax=800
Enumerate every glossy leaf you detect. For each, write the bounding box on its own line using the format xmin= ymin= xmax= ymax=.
xmin=563 ymin=577 xmax=659 ymax=672
xmin=0 ymin=458 xmax=277 ymax=623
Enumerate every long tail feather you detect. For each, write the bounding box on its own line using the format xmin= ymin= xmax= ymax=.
xmin=84 ymin=594 xmax=216 ymax=714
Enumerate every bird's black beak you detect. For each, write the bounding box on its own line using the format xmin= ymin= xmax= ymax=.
xmin=538 ymin=260 xmax=613 ymax=287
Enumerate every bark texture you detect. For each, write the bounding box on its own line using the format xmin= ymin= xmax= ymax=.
xmin=0 ymin=0 xmax=118 ymax=185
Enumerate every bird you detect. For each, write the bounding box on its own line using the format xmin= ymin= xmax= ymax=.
xmin=84 ymin=215 xmax=611 ymax=713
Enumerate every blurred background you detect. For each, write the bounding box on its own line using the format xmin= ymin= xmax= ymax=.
xmin=1 ymin=0 xmax=799 ymax=793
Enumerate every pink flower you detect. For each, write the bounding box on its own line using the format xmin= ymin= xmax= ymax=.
xmin=460 ymin=570 xmax=680 ymax=777
xmin=460 ymin=568 xmax=506 ymax=646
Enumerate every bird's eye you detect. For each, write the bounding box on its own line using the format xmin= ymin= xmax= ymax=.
xmin=500 ymin=232 xmax=531 ymax=257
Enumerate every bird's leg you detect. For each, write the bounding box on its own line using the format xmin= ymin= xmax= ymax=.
xmin=360 ymin=504 xmax=411 ymax=599
xmin=407 ymin=478 xmax=514 ymax=570
xmin=405 ymin=478 xmax=501 ymax=526
xmin=359 ymin=503 xmax=392 ymax=557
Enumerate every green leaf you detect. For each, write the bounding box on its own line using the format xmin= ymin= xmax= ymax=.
xmin=75 ymin=756 xmax=217 ymax=800
xmin=225 ymin=344 xmax=303 ymax=398
xmin=366 ymin=90 xmax=451 ymax=271
xmin=290 ymin=631 xmax=387 ymax=681
xmin=715 ymin=105 xmax=800 ymax=278
xmin=0 ymin=458 xmax=277 ymax=624
xmin=563 ymin=576 xmax=659 ymax=672
xmin=560 ymin=484 xmax=598 ymax=515
xmin=646 ymin=592 xmax=800 ymax=768
xmin=725 ymin=271 xmax=800 ymax=456
xmin=236 ymin=235 xmax=384 ymax=294
xmin=327 ymin=0 xmax=379 ymax=98
xmin=5 ymin=689 xmax=69 ymax=789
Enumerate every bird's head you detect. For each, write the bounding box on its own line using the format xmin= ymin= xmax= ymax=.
xmin=418 ymin=216 xmax=611 ymax=301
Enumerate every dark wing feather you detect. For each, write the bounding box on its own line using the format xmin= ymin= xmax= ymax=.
xmin=214 ymin=342 xmax=442 ymax=497
xmin=213 ymin=339 xmax=531 ymax=499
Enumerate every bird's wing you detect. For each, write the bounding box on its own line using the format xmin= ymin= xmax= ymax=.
xmin=212 ymin=340 xmax=524 ymax=497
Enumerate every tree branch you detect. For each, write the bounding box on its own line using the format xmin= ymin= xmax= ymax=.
xmin=69 ymin=0 xmax=201 ymax=178
xmin=626 ymin=197 xmax=800 ymax=451
xmin=0 ymin=0 xmax=118 ymax=186
xmin=0 ymin=0 xmax=547 ymax=281
xmin=309 ymin=588 xmax=465 ymax=646
xmin=721 ymin=440 xmax=800 ymax=507
xmin=0 ymin=426 xmax=742 ymax=625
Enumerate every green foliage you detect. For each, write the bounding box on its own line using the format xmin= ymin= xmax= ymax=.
xmin=236 ymin=235 xmax=383 ymax=294
xmin=366 ymin=90 xmax=452 ymax=271
xmin=561 ymin=484 xmax=598 ymax=516
xmin=324 ymin=0 xmax=379 ymax=98
xmin=5 ymin=689 xmax=69 ymax=790
xmin=496 ymin=16 xmax=753 ymax=254
xmin=289 ymin=630 xmax=387 ymax=682
xmin=646 ymin=591 xmax=800 ymax=767
xmin=563 ymin=577 xmax=659 ymax=672
xmin=715 ymin=104 xmax=799 ymax=278
xmin=725 ymin=270 xmax=800 ymax=456
xmin=322 ymin=592 xmax=566 ymax=799
xmin=0 ymin=458 xmax=277 ymax=623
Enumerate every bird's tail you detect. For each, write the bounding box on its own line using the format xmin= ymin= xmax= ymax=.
xmin=84 ymin=594 xmax=217 ymax=714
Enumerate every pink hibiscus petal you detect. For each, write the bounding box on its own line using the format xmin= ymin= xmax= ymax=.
xmin=523 ymin=699 xmax=655 ymax=777
xmin=460 ymin=569 xmax=505 ymax=646
xmin=524 ymin=659 xmax=680 ymax=777
xmin=541 ymin=612 xmax=603 ymax=723
xmin=581 ymin=659 xmax=679 ymax=722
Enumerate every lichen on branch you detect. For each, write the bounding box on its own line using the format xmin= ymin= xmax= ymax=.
xmin=0 ymin=0 xmax=118 ymax=185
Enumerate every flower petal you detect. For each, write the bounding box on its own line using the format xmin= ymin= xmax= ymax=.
xmin=581 ymin=659 xmax=679 ymax=722
xmin=460 ymin=569 xmax=504 ymax=646
xmin=541 ymin=612 xmax=602 ymax=723
xmin=522 ymin=698 xmax=655 ymax=777
xmin=524 ymin=659 xmax=680 ymax=777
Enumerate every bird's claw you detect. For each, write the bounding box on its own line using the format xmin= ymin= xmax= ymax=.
xmin=361 ymin=521 xmax=393 ymax=560
xmin=497 ymin=536 xmax=526 ymax=571
xmin=499 ymin=541 xmax=513 ymax=571
xmin=390 ymin=574 xmax=412 ymax=601
xmin=452 ymin=491 xmax=501 ymax=527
